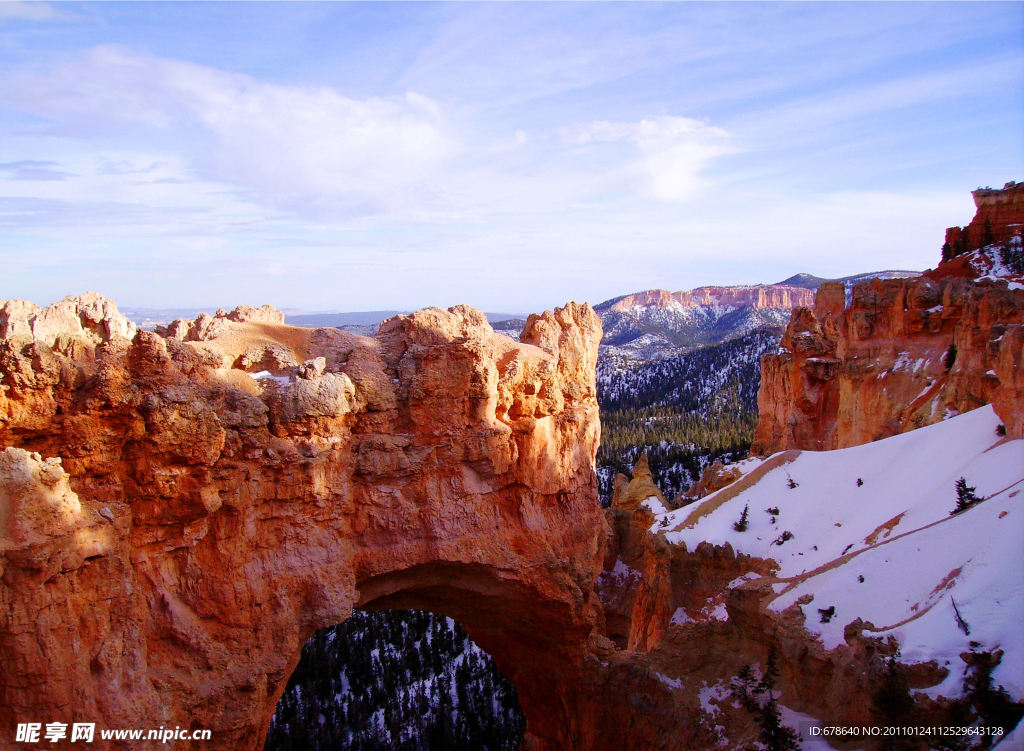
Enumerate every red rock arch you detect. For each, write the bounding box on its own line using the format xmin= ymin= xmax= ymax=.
xmin=0 ymin=297 xmax=609 ymax=750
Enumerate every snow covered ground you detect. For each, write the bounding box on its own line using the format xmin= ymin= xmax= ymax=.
xmin=645 ymin=405 xmax=1024 ymax=701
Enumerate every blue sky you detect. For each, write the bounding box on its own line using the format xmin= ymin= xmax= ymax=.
xmin=1 ymin=2 xmax=1021 ymax=313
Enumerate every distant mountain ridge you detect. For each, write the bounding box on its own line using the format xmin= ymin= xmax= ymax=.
xmin=594 ymin=272 xmax=919 ymax=361
xmin=776 ymin=269 xmax=920 ymax=291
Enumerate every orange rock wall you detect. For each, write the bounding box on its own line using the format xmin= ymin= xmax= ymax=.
xmin=945 ymin=181 xmax=1024 ymax=251
xmin=753 ymin=277 xmax=1024 ymax=454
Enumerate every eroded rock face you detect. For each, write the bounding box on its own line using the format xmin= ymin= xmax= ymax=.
xmin=0 ymin=297 xmax=624 ymax=750
xmin=944 ymin=181 xmax=1024 ymax=253
xmin=753 ymin=277 xmax=1024 ymax=453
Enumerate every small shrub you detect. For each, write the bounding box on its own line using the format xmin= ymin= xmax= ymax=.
xmin=765 ymin=506 xmax=780 ymax=516
xmin=858 ymin=575 xmax=865 ymax=583
xmin=772 ymin=531 xmax=794 ymax=546
xmin=818 ymin=606 xmax=835 ymax=623
xmin=856 ymin=478 xmax=864 ymax=487
xmin=786 ymin=478 xmax=798 ymax=489
xmin=996 ymin=424 xmax=1006 ymax=437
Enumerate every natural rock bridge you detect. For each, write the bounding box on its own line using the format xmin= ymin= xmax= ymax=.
xmin=0 ymin=296 xmax=690 ymax=750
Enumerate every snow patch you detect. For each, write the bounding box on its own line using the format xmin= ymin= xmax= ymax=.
xmin=250 ymin=370 xmax=291 ymax=386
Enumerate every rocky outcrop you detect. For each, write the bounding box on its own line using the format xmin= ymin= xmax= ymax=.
xmin=606 ymin=285 xmax=815 ymax=313
xmin=0 ymin=296 xmax=633 ymax=750
xmin=945 ymin=181 xmax=1024 ymax=253
xmin=753 ymin=276 xmax=1024 ymax=454
xmin=0 ymin=292 xmax=136 ymax=349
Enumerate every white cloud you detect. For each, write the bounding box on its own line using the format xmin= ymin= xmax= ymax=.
xmin=0 ymin=46 xmax=739 ymax=219
xmin=562 ymin=116 xmax=735 ymax=200
xmin=2 ymin=46 xmax=456 ymax=216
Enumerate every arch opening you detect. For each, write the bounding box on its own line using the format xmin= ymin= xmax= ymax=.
xmin=264 ymin=609 xmax=525 ymax=751
xmin=263 ymin=561 xmax=596 ymax=751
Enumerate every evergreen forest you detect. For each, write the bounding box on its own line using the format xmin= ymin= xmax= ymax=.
xmin=596 ymin=326 xmax=782 ymax=503
xmin=265 ymin=610 xmax=524 ymax=751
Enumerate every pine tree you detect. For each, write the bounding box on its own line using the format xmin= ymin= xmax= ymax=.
xmin=961 ymin=649 xmax=1024 ymax=748
xmin=871 ymin=657 xmax=917 ymax=751
xmin=957 ymin=227 xmax=970 ymax=256
xmin=733 ymin=504 xmax=750 ymax=532
xmin=999 ymin=239 xmax=1024 ymax=274
xmin=754 ymin=648 xmax=801 ymax=751
xmin=951 ymin=477 xmax=981 ymax=515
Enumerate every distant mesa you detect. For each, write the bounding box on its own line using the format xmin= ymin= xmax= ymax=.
xmin=285 ymin=310 xmax=407 ymax=328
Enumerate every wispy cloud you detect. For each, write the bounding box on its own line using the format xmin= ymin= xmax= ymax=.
xmin=0 ymin=160 xmax=75 ymax=181
xmin=2 ymin=46 xmax=456 ymax=216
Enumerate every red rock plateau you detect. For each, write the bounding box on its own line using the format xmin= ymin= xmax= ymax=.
xmin=753 ymin=277 xmax=1024 ymax=454
xmin=607 ymin=285 xmax=815 ymax=313
xmin=944 ymin=180 xmax=1024 ymax=254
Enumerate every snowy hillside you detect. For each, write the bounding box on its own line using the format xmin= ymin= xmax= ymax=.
xmin=956 ymin=240 xmax=1024 ymax=288
xmin=598 ymin=302 xmax=791 ymax=361
xmin=646 ymin=405 xmax=1023 ymax=701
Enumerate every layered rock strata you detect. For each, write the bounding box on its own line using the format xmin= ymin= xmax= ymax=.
xmin=753 ymin=277 xmax=1024 ymax=454
xmin=4 ymin=288 xmax=1016 ymax=751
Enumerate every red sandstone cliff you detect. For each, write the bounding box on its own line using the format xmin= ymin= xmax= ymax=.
xmin=752 ymin=277 xmax=1024 ymax=454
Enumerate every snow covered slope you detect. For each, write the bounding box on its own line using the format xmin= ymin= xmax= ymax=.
xmin=647 ymin=405 xmax=1024 ymax=700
